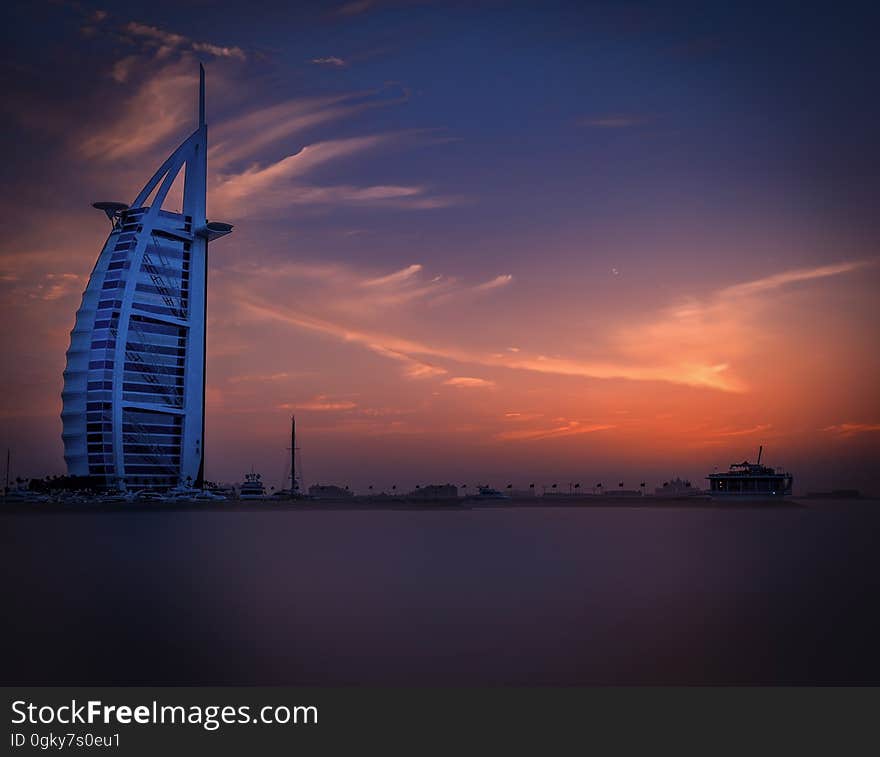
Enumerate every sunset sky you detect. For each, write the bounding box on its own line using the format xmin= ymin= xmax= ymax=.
xmin=1 ymin=0 xmax=878 ymax=493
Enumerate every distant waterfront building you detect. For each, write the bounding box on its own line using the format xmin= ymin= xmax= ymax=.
xmin=503 ymin=488 xmax=536 ymax=498
xmin=61 ymin=66 xmax=232 ymax=491
xmin=706 ymin=447 xmax=793 ymax=498
xmin=654 ymin=477 xmax=700 ymax=497
xmin=804 ymin=489 xmax=860 ymax=499
xmin=308 ymin=484 xmax=354 ymax=499
xmin=406 ymin=484 xmax=458 ymax=499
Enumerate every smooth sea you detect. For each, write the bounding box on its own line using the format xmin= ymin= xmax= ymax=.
xmin=2 ymin=499 xmax=878 ymax=684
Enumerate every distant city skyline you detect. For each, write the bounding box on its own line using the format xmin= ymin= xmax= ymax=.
xmin=1 ymin=1 xmax=878 ymax=493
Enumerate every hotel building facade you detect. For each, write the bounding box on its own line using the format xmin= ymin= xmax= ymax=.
xmin=61 ymin=66 xmax=232 ymax=490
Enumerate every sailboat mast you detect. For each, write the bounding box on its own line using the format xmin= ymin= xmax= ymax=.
xmin=291 ymin=415 xmax=296 ymax=490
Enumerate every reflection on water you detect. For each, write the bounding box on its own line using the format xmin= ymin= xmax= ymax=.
xmin=1 ymin=502 xmax=878 ymax=684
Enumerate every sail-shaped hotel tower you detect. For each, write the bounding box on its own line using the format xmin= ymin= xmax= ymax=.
xmin=62 ymin=65 xmax=232 ymax=491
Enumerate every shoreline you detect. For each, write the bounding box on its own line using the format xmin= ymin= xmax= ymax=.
xmin=1 ymin=494 xmax=861 ymax=513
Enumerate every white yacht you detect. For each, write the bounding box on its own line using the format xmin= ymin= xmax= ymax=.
xmin=238 ymin=472 xmax=268 ymax=500
xmin=191 ymin=490 xmax=228 ymax=502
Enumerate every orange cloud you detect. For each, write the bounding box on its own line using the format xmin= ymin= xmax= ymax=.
xmin=28 ymin=273 xmax=83 ymax=301
xmin=79 ymin=60 xmax=200 ymax=159
xmin=211 ymin=134 xmax=454 ymax=216
xmin=473 ymin=274 xmax=513 ymax=291
xmin=824 ymin=423 xmax=880 ymax=436
xmin=720 ymin=260 xmax=871 ymax=298
xmin=208 ymin=90 xmax=405 ymax=169
xmin=233 ymin=296 xmax=743 ymax=390
xmin=365 ymin=344 xmax=448 ymax=379
xmin=612 ymin=259 xmax=874 ymax=393
xmin=361 ymin=264 xmax=423 ymax=287
xmin=496 ymin=421 xmax=616 ymax=441
xmin=445 ymin=377 xmax=495 ymax=388
xmin=282 ymin=395 xmax=358 ymax=411
xmin=227 ymin=372 xmax=301 ymax=384
xmin=223 ymin=255 xmax=868 ymax=392
xmin=714 ymin=424 xmax=772 ymax=437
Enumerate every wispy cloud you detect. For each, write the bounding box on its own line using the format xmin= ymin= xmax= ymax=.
xmin=125 ymin=21 xmax=187 ymax=49
xmin=79 ymin=60 xmax=200 ymax=159
xmin=227 ymin=258 xmax=871 ymax=393
xmin=824 ymin=422 xmax=880 ymax=436
xmin=211 ymin=133 xmax=455 ymax=216
xmin=502 ymin=411 xmax=544 ymax=422
xmin=713 ymin=424 xmax=772 ymax=437
xmin=720 ymin=260 xmax=871 ymax=298
xmin=27 ymin=273 xmax=83 ymax=301
xmin=208 ymin=92 xmax=377 ymax=169
xmin=361 ymin=264 xmax=423 ymax=287
xmin=496 ymin=421 xmax=615 ymax=441
xmin=505 ymin=353 xmax=738 ymax=390
xmin=233 ymin=300 xmax=457 ymax=381
xmin=233 ymin=296 xmax=745 ymax=390
xmin=227 ymin=372 xmax=301 ymax=384
xmin=612 ymin=259 xmax=874 ymax=393
xmin=445 ymin=376 xmax=495 ymax=389
xmin=220 ymin=259 xmax=471 ymax=315
xmin=70 ymin=18 xmax=250 ymax=162
xmin=72 ymin=29 xmax=448 ymax=217
xmin=282 ymin=395 xmax=358 ymax=411
xmin=125 ymin=21 xmax=247 ymax=61
xmin=363 ymin=344 xmax=448 ymax=379
xmin=192 ymin=42 xmax=247 ymax=61
xmin=110 ymin=56 xmax=138 ymax=84
xmin=213 ymin=135 xmax=388 ymax=205
xmin=311 ymin=56 xmax=347 ymax=67
xmin=474 ymin=274 xmax=513 ymax=291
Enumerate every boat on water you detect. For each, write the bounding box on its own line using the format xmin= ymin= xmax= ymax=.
xmin=238 ymin=472 xmax=268 ymax=500
xmin=190 ymin=490 xmax=228 ymax=502
xmin=132 ymin=490 xmax=164 ymax=502
xmin=475 ymin=486 xmax=511 ymax=500
xmin=165 ymin=483 xmax=200 ymax=501
xmin=162 ymin=484 xmax=228 ymax=503
xmin=3 ymin=489 xmax=51 ymax=505
xmin=707 ymin=446 xmax=792 ymax=499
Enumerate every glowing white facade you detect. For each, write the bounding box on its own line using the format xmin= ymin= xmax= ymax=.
xmin=61 ymin=66 xmax=231 ymax=490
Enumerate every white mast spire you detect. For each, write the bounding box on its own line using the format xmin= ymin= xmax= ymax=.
xmin=199 ymin=63 xmax=205 ymax=128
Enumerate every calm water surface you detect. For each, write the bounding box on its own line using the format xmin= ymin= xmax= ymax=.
xmin=2 ymin=501 xmax=879 ymax=684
